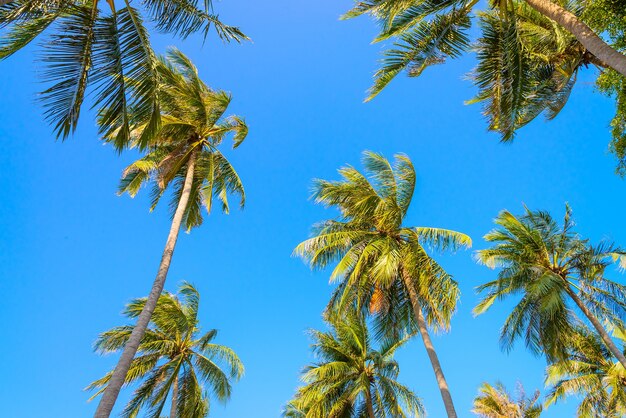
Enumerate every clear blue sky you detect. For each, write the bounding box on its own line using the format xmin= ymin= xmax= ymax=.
xmin=1 ymin=0 xmax=625 ymax=416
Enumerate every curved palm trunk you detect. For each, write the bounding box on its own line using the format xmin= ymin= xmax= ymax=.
xmin=401 ymin=273 xmax=458 ymax=418
xmin=94 ymin=150 xmax=198 ymax=418
xmin=565 ymin=286 xmax=626 ymax=369
xmin=169 ymin=375 xmax=179 ymax=418
xmin=522 ymin=0 xmax=626 ymax=76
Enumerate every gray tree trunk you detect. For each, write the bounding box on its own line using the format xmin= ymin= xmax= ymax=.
xmin=523 ymin=0 xmax=626 ymax=76
xmin=565 ymin=286 xmax=626 ymax=369
xmin=402 ymin=273 xmax=458 ymax=418
xmin=365 ymin=384 xmax=376 ymax=418
xmin=169 ymin=375 xmax=179 ymax=418
xmin=94 ymin=149 xmax=198 ymax=418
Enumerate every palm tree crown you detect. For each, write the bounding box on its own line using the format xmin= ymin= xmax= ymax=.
xmin=87 ymin=282 xmax=244 ymax=418
xmin=0 ymin=0 xmax=246 ymax=141
xmin=545 ymin=326 xmax=626 ymax=417
xmin=295 ymin=151 xmax=470 ymax=332
xmin=118 ymin=48 xmax=247 ymax=230
xmin=475 ymin=205 xmax=626 ymax=365
xmin=285 ymin=313 xmax=423 ymax=418
xmin=472 ymin=382 xmax=542 ymax=418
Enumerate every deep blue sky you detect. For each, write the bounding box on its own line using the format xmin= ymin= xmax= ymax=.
xmin=1 ymin=0 xmax=625 ymax=416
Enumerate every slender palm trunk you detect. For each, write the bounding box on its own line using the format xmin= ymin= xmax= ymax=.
xmin=170 ymin=375 xmax=179 ymax=418
xmin=522 ymin=0 xmax=626 ymax=76
xmin=401 ymin=273 xmax=458 ymax=418
xmin=94 ymin=149 xmax=198 ymax=418
xmin=364 ymin=384 xmax=376 ymax=418
xmin=565 ymin=286 xmax=626 ymax=368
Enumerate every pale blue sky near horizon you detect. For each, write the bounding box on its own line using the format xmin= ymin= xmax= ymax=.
xmin=1 ymin=0 xmax=625 ymax=417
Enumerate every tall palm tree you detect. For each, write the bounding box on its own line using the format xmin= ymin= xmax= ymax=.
xmin=545 ymin=326 xmax=626 ymax=417
xmin=284 ymin=313 xmax=424 ymax=418
xmin=342 ymin=0 xmax=626 ymax=172
xmin=295 ymin=151 xmax=471 ymax=417
xmin=0 ymin=0 xmax=246 ymax=143
xmin=472 ymin=382 xmax=542 ymax=418
xmin=93 ymin=48 xmax=248 ymax=417
xmin=87 ymin=282 xmax=244 ymax=418
xmin=475 ymin=205 xmax=626 ymax=368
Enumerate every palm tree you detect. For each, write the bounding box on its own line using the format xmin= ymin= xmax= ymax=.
xmin=545 ymin=326 xmax=626 ymax=417
xmin=475 ymin=205 xmax=626 ymax=369
xmin=295 ymin=151 xmax=471 ymax=417
xmin=284 ymin=313 xmax=424 ymax=418
xmin=472 ymin=382 xmax=542 ymax=418
xmin=342 ymin=0 xmax=626 ymax=172
xmin=0 ymin=0 xmax=246 ymax=142
xmin=93 ymin=48 xmax=248 ymax=417
xmin=87 ymin=282 xmax=244 ymax=418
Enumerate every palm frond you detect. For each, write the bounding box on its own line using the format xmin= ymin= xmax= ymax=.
xmin=40 ymin=1 xmax=98 ymax=139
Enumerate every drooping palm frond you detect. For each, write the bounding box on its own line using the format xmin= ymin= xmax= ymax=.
xmin=468 ymin=3 xmax=587 ymax=141
xmin=368 ymin=6 xmax=472 ymax=100
xmin=39 ymin=2 xmax=98 ymax=138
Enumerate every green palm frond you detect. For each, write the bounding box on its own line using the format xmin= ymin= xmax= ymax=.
xmin=375 ymin=0 xmax=469 ymax=41
xmin=0 ymin=5 xmax=60 ymax=59
xmin=368 ymin=7 xmax=471 ymax=100
xmin=120 ymin=3 xmax=161 ymax=150
xmin=92 ymin=12 xmax=131 ymax=149
xmin=468 ymin=12 xmax=530 ymax=142
xmin=40 ymin=2 xmax=98 ymax=138
xmin=597 ymin=70 xmax=626 ymax=176
xmin=142 ymin=0 xmax=247 ymax=42
xmin=412 ymin=226 xmax=472 ymax=251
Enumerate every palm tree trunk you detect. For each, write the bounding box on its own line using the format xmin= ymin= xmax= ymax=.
xmin=94 ymin=149 xmax=198 ymax=418
xmin=565 ymin=286 xmax=626 ymax=369
xmin=522 ymin=0 xmax=626 ymax=76
xmin=169 ymin=375 xmax=179 ymax=418
xmin=401 ymin=273 xmax=458 ymax=418
xmin=365 ymin=384 xmax=376 ymax=418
